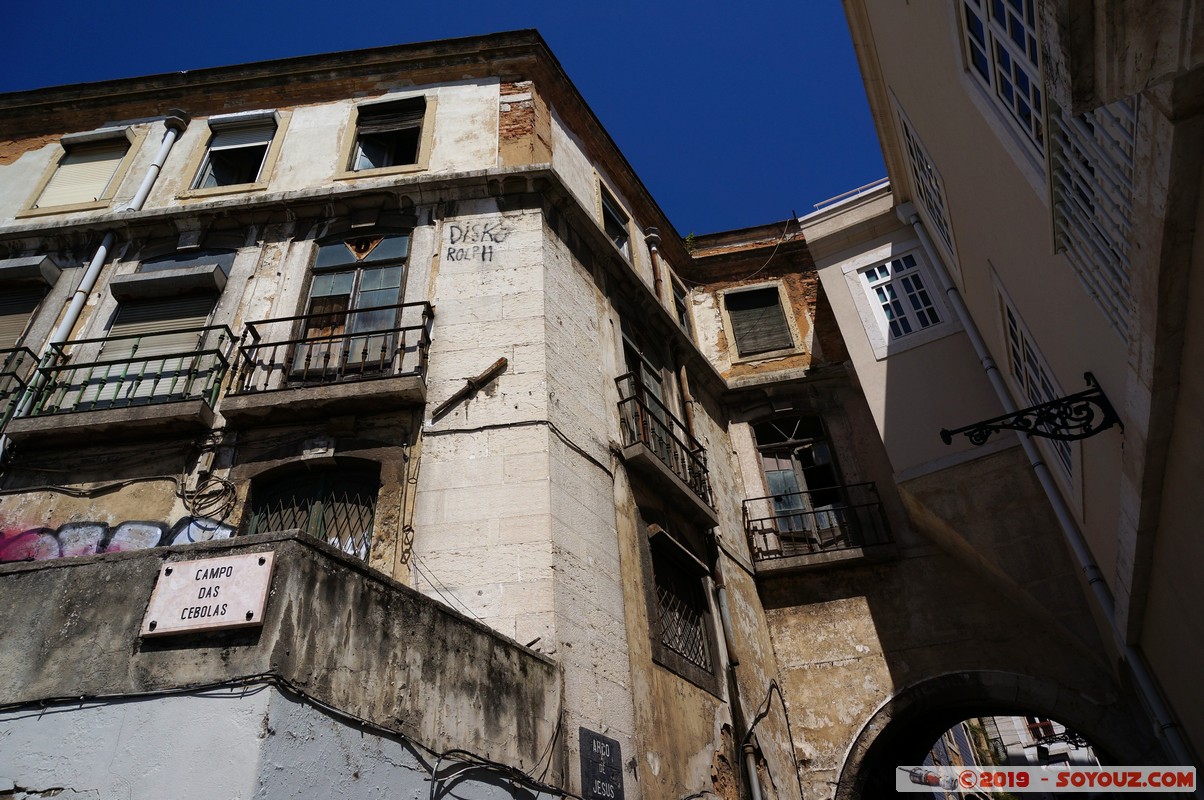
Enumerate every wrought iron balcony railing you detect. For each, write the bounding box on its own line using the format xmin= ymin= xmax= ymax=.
xmin=616 ymin=372 xmax=713 ymax=508
xmin=1 ymin=347 xmax=38 ymax=430
xmin=25 ymin=326 xmax=233 ymax=416
xmin=743 ymin=482 xmax=890 ymax=561
xmin=229 ymin=301 xmax=433 ymax=394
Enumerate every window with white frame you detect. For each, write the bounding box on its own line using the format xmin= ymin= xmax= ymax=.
xmin=1001 ymin=298 xmax=1072 ymax=475
xmin=897 ymin=110 xmax=955 ymax=254
xmin=960 ymin=0 xmax=1045 ymax=154
xmin=192 ymin=118 xmax=277 ymax=189
xmin=861 ymin=253 xmax=941 ymax=340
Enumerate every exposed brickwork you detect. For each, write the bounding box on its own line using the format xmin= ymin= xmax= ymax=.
xmin=499 ymin=80 xmax=552 ymax=167
xmin=686 ymin=226 xmax=835 ymax=378
xmin=0 ymin=135 xmax=56 ymax=165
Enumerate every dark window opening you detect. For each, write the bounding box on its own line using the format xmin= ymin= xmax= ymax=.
xmin=600 ymin=189 xmax=630 ymax=258
xmin=651 ymin=537 xmax=712 ymax=673
xmin=247 ymin=463 xmax=380 ymax=561
xmin=193 ymin=123 xmax=274 ymax=189
xmin=352 ymin=100 xmax=425 ymax=171
xmin=672 ymin=279 xmax=692 ymax=335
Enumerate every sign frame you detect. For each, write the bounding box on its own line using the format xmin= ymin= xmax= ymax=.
xmin=140 ymin=551 xmax=275 ymax=637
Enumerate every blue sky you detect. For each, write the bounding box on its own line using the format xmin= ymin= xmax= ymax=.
xmin=0 ymin=1 xmax=885 ymax=236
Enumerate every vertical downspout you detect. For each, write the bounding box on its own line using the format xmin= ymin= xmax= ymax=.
xmin=907 ymin=210 xmax=1194 ymax=768
xmin=645 ymin=227 xmax=664 ymax=304
xmin=4 ymin=112 xmax=190 ymax=439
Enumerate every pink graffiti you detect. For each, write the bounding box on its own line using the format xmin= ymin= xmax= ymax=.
xmin=0 ymin=527 xmax=61 ymax=561
xmin=0 ymin=515 xmax=234 ymax=564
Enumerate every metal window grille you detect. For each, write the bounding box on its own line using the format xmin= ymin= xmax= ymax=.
xmin=248 ymin=466 xmax=379 ymax=561
xmin=651 ymin=544 xmax=711 ymax=672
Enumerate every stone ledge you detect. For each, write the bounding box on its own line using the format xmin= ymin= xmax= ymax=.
xmin=220 ymin=375 xmax=425 ymax=425
xmin=4 ymin=399 xmax=215 ymax=446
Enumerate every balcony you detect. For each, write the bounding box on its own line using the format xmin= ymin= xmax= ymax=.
xmin=616 ymin=372 xmax=717 ymax=525
xmin=4 ymin=327 xmax=231 ymax=444
xmin=222 ymin=301 xmax=433 ymax=424
xmin=1 ymin=347 xmax=37 ymax=432
xmin=744 ymin=482 xmax=893 ymax=573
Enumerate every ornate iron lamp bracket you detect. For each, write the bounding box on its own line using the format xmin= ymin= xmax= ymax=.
xmin=940 ymin=373 xmax=1122 ymax=446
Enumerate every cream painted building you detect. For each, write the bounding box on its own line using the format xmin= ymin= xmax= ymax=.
xmin=795 ymin=0 xmax=1203 ymax=793
xmin=0 ymin=16 xmax=1197 ymax=800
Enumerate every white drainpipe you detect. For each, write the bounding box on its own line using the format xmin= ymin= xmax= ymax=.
xmin=906 ymin=210 xmax=1195 ymax=768
xmin=3 ymin=111 xmax=189 ymax=440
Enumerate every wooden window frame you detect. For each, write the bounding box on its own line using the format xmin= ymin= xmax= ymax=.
xmin=335 ymin=95 xmax=437 ymax=181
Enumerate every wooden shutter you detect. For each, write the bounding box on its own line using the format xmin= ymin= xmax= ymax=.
xmin=726 ymin=288 xmax=793 ymax=356
xmin=356 ymin=100 xmax=425 ymax=134
xmin=0 ymin=287 xmax=44 ymax=348
xmin=35 ymin=140 xmax=128 ymax=208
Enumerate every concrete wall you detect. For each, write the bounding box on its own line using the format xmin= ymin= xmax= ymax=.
xmin=0 ymin=532 xmax=561 ymax=778
xmin=0 ymin=687 xmax=561 ymax=800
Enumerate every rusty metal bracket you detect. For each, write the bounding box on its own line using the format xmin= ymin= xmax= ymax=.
xmin=430 ymin=357 xmax=508 ymax=421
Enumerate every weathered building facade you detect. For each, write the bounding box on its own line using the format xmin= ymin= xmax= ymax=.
xmin=0 ymin=32 xmax=798 ymax=800
xmin=0 ymin=14 xmax=1198 ymax=800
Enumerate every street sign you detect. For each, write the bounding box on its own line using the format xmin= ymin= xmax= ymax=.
xmin=141 ymin=551 xmax=275 ymax=637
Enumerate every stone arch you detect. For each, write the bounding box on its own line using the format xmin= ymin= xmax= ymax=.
xmin=834 ymin=670 xmax=1163 ymax=799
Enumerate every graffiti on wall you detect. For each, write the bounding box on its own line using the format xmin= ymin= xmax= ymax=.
xmin=444 ymin=218 xmax=514 ymax=263
xmin=0 ymin=516 xmax=235 ymax=563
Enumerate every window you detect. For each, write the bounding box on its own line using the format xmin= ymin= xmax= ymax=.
xmin=724 ymin=286 xmax=794 ymax=357
xmin=1002 ymin=298 xmax=1073 ymax=475
xmin=1049 ymin=96 xmax=1137 ymax=342
xmin=192 ymin=119 xmax=276 ymax=189
xmin=651 ymin=538 xmax=712 ymax=672
xmin=1026 ymin=717 xmax=1056 ymax=740
xmin=350 ymin=98 xmax=426 ymax=172
xmin=247 ymin=463 xmax=380 ymax=560
xmin=29 ymin=133 xmax=132 ymax=210
xmin=87 ymin=294 xmax=220 ymax=408
xmin=599 ymin=187 xmax=630 ymax=259
xmin=897 ymin=109 xmax=955 ymax=254
xmin=671 ymin=278 xmax=692 ymax=336
xmin=752 ymin=416 xmax=852 ymax=553
xmin=0 ymin=287 xmax=45 ymax=348
xmin=861 ymin=253 xmax=941 ymax=339
xmin=638 ymin=516 xmax=719 ymax=692
xmin=961 ymin=0 xmax=1045 ymax=153
xmin=294 ymin=234 xmax=409 ymax=378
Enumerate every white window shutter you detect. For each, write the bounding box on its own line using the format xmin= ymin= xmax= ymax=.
xmin=35 ymin=141 xmax=128 ymax=208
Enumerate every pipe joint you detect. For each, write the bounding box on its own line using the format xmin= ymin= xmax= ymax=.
xmin=164 ymin=108 xmax=191 ymax=133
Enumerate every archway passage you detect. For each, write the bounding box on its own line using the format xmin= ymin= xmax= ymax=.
xmin=835 ymin=672 xmax=1163 ymax=800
